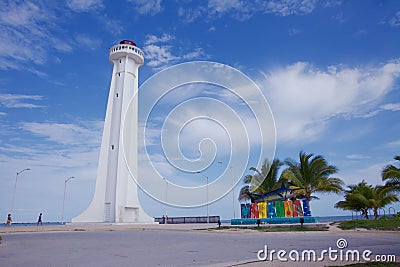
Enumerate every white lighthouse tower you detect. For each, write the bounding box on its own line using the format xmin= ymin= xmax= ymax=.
xmin=73 ymin=40 xmax=153 ymax=223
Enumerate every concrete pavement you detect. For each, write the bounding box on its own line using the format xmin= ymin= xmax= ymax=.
xmin=0 ymin=223 xmax=399 ymax=266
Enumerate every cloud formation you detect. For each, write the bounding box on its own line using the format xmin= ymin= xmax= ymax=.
xmin=128 ymin=0 xmax=162 ymax=16
xmin=19 ymin=121 xmax=102 ymax=146
xmin=0 ymin=94 xmax=43 ymax=108
xmin=0 ymin=1 xmax=113 ymax=74
xmin=143 ymin=33 xmax=206 ymax=70
xmin=389 ymin=11 xmax=400 ymax=27
xmin=66 ymin=0 xmax=104 ymax=12
xmin=0 ymin=1 xmax=55 ymax=71
xmin=259 ymin=60 xmax=400 ymax=143
xmin=179 ymin=0 xmax=322 ymax=22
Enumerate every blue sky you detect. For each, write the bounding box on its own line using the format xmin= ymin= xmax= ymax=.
xmin=1 ymin=0 xmax=400 ymax=222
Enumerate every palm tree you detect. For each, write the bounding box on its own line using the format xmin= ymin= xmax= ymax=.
xmin=238 ymin=184 xmax=255 ymax=203
xmin=281 ymin=151 xmax=344 ymax=213
xmin=382 ymin=155 xmax=400 ymax=190
xmin=335 ymin=181 xmax=399 ymax=219
xmin=335 ymin=181 xmax=373 ymax=219
xmin=238 ymin=158 xmax=283 ymax=202
xmin=369 ymin=185 xmax=399 ymax=219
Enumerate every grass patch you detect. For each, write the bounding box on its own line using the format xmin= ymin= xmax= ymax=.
xmin=208 ymin=226 xmax=327 ymax=232
xmin=338 ymin=217 xmax=400 ymax=230
xmin=331 ymin=262 xmax=399 ymax=267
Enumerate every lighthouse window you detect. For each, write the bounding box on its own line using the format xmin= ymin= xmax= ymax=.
xmin=111 ymin=145 xmax=115 ymax=150
xmin=118 ymin=73 xmax=120 ymax=77
xmin=120 ymin=60 xmax=122 ymax=63
xmin=116 ymin=93 xmax=119 ymax=98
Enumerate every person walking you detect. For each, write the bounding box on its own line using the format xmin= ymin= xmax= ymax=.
xmin=37 ymin=213 xmax=42 ymax=226
xmin=6 ymin=213 xmax=12 ymax=226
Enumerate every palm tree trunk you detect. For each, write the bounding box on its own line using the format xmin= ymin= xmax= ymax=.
xmin=374 ymin=208 xmax=379 ymax=220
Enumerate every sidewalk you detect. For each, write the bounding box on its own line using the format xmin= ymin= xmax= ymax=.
xmin=0 ymin=222 xmax=217 ymax=234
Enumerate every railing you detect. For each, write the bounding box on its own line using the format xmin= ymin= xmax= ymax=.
xmin=109 ymin=44 xmax=144 ymax=57
xmin=154 ymin=215 xmax=220 ymax=224
xmin=378 ymin=208 xmax=386 ymax=217
xmin=388 ymin=207 xmax=396 ymax=215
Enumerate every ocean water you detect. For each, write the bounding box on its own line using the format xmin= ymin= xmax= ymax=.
xmin=318 ymin=215 xmax=357 ymax=222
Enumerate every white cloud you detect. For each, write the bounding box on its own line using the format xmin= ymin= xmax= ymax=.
xmin=144 ymin=44 xmax=178 ymax=68
xmin=19 ymin=121 xmax=102 ymax=146
xmin=207 ymin=0 xmax=318 ymax=19
xmin=387 ymin=139 xmax=400 ymax=148
xmin=178 ymin=6 xmax=206 ymax=23
xmin=0 ymin=94 xmax=43 ymax=108
xmin=359 ymin=102 xmax=400 ymax=118
xmin=341 ymin=162 xmax=386 ymax=186
xmin=323 ymin=0 xmax=344 ymax=7
xmin=0 ymin=112 xmax=5 ymax=116
xmin=259 ymin=60 xmax=400 ymax=143
xmin=128 ymin=0 xmax=162 ymax=16
xmin=381 ymin=102 xmax=400 ymax=111
xmin=0 ymin=144 xmax=39 ymax=154
xmin=354 ymin=29 xmax=368 ymax=37
xmin=262 ymin=0 xmax=318 ymax=16
xmin=75 ymin=34 xmax=102 ymax=50
xmin=183 ymin=48 xmax=206 ymax=60
xmin=0 ymin=1 xmax=53 ymax=71
xmin=144 ymin=33 xmax=174 ymax=45
xmin=143 ymin=34 xmax=206 ymax=70
xmin=208 ymin=0 xmax=243 ymax=13
xmin=332 ymin=12 xmax=345 ymax=24
xmin=288 ymin=28 xmax=301 ymax=36
xmin=389 ymin=11 xmax=400 ymax=27
xmin=346 ymin=154 xmax=371 ymax=160
xmin=51 ymin=37 xmax=74 ymax=53
xmin=0 ymin=1 xmax=107 ymax=74
xmin=100 ymin=14 xmax=124 ymax=36
xmin=178 ymin=0 xmax=321 ymax=23
xmin=208 ymin=0 xmax=251 ymax=20
xmin=66 ymin=0 xmax=103 ymax=12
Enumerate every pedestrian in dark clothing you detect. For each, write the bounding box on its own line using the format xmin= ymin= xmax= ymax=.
xmin=300 ymin=217 xmax=304 ymax=228
xmin=37 ymin=213 xmax=43 ymax=226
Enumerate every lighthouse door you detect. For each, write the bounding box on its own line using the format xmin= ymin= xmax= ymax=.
xmin=104 ymin=202 xmax=111 ymax=222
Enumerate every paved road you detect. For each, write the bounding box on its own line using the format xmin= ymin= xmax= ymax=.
xmin=0 ymin=227 xmax=399 ymax=266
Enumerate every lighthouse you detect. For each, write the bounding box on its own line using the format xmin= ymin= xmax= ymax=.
xmin=73 ymin=40 xmax=153 ymax=223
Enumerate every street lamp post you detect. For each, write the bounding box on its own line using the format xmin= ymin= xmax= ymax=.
xmin=197 ymin=172 xmax=209 ymax=223
xmin=232 ymin=173 xmax=236 ymax=219
xmin=62 ymin=176 xmax=75 ymax=224
xmin=163 ymin=178 xmax=168 ymax=223
xmin=217 ymin=162 xmax=236 ymax=219
xmin=11 ymin=168 xmax=30 ymax=214
xmin=206 ymin=175 xmax=209 ymax=223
